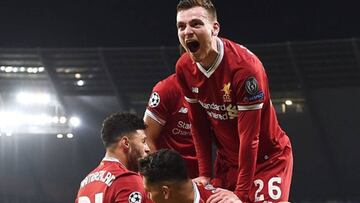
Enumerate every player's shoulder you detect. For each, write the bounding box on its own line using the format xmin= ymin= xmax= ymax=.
xmin=222 ymin=38 xmax=264 ymax=76
xmin=117 ymin=170 xmax=143 ymax=181
xmin=102 ymin=161 xmax=139 ymax=177
xmin=176 ymin=53 xmax=193 ymax=72
xmin=154 ymin=74 xmax=177 ymax=91
xmin=151 ymin=74 xmax=182 ymax=102
xmin=222 ymin=38 xmax=260 ymax=64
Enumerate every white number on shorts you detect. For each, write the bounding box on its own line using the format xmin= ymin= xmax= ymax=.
xmin=78 ymin=193 xmax=103 ymax=203
xmin=268 ymin=177 xmax=282 ymax=200
xmin=254 ymin=177 xmax=282 ymax=202
xmin=254 ymin=179 xmax=264 ymax=202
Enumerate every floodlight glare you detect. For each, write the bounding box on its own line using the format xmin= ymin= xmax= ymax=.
xmin=52 ymin=116 xmax=59 ymax=123
xmin=285 ymin=100 xmax=293 ymax=106
xmin=5 ymin=66 xmax=12 ymax=73
xmin=38 ymin=67 xmax=45 ymax=72
xmin=77 ymin=80 xmax=85 ymax=86
xmin=59 ymin=116 xmax=67 ymax=124
xmin=69 ymin=116 xmax=80 ymax=127
xmin=16 ymin=92 xmax=51 ymax=105
xmin=66 ymin=133 xmax=74 ymax=138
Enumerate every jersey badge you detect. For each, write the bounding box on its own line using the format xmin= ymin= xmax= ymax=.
xmin=204 ymin=183 xmax=216 ymax=191
xmin=245 ymin=77 xmax=259 ymax=95
xmin=221 ymin=82 xmax=232 ymax=102
xmin=149 ymin=92 xmax=160 ymax=108
xmin=128 ymin=191 xmax=142 ymax=203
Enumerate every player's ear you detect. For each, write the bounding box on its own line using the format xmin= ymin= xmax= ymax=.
xmin=212 ymin=21 xmax=220 ymax=36
xmin=161 ymin=185 xmax=170 ymax=199
xmin=119 ymin=136 xmax=130 ymax=150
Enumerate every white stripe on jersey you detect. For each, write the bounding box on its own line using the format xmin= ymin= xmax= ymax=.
xmin=144 ymin=109 xmax=166 ymax=125
xmin=237 ymin=103 xmax=264 ymax=111
xmin=184 ymin=96 xmax=198 ymax=103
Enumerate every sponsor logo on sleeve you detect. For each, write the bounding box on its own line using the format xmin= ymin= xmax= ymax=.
xmin=128 ymin=191 xmax=142 ymax=203
xmin=245 ymin=77 xmax=259 ymax=95
xmin=243 ymin=91 xmax=264 ymax=103
xmin=148 ymin=92 xmax=160 ymax=108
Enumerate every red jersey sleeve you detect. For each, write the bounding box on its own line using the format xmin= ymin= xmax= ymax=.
xmin=145 ymin=77 xmax=175 ymax=126
xmin=111 ymin=173 xmax=152 ymax=203
xmin=176 ymin=57 xmax=212 ymax=178
xmin=232 ymin=48 xmax=267 ymax=201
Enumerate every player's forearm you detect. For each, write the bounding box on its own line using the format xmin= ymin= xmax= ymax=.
xmin=235 ymin=110 xmax=261 ymax=201
xmin=193 ymin=129 xmax=212 ymax=177
xmin=188 ymin=103 xmax=213 ymax=177
xmin=234 ymin=140 xmax=258 ymax=201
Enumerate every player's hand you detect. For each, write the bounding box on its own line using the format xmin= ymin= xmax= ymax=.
xmin=192 ymin=176 xmax=211 ymax=186
xmin=206 ymin=188 xmax=243 ymax=203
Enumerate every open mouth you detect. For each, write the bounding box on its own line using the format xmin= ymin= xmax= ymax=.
xmin=186 ymin=40 xmax=200 ymax=53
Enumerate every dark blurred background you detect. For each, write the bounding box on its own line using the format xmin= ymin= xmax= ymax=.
xmin=0 ymin=1 xmax=359 ymax=202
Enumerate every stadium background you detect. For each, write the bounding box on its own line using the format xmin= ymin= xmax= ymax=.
xmin=0 ymin=1 xmax=359 ymax=202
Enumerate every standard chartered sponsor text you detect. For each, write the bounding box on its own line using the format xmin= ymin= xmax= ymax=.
xmin=199 ymin=101 xmax=238 ymax=120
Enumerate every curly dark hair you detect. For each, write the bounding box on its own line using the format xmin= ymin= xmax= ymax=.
xmin=177 ymin=0 xmax=217 ymax=21
xmin=139 ymin=149 xmax=188 ymax=185
xmin=101 ymin=112 xmax=146 ymax=148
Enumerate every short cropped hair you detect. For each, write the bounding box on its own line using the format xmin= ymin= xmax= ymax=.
xmin=139 ymin=149 xmax=188 ymax=185
xmin=177 ymin=0 xmax=217 ymax=21
xmin=101 ymin=112 xmax=146 ymax=148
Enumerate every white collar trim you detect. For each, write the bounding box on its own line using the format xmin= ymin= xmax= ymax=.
xmin=196 ymin=37 xmax=224 ymax=78
xmin=103 ymin=156 xmax=126 ymax=168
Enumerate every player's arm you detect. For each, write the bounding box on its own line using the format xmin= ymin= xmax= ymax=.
xmin=176 ymin=64 xmax=213 ymax=180
xmin=186 ymin=100 xmax=213 ymax=182
xmin=143 ymin=81 xmax=171 ymax=152
xmin=235 ymin=109 xmax=261 ymax=201
xmin=233 ymin=61 xmax=265 ymax=201
xmin=143 ymin=114 xmax=163 ymax=152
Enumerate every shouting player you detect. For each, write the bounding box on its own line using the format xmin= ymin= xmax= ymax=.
xmin=175 ymin=0 xmax=293 ymax=202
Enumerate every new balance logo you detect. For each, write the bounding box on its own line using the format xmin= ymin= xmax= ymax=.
xmin=178 ymin=107 xmax=188 ymax=114
xmin=192 ymin=87 xmax=199 ymax=93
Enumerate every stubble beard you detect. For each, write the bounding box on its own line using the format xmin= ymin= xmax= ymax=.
xmin=127 ymin=145 xmax=144 ymax=172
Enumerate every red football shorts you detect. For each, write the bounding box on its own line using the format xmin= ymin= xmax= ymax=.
xmin=248 ymin=146 xmax=293 ymax=202
xmin=211 ymin=146 xmax=293 ymax=202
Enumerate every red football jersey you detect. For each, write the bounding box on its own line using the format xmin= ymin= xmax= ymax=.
xmin=176 ymin=37 xmax=291 ymax=200
xmin=145 ymin=74 xmax=198 ymax=178
xmin=75 ymin=157 xmax=151 ymax=203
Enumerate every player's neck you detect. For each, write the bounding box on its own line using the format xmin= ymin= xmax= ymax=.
xmin=104 ymin=151 xmax=127 ymax=169
xmin=175 ymin=180 xmax=195 ymax=203
xmin=199 ymin=38 xmax=219 ymax=70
